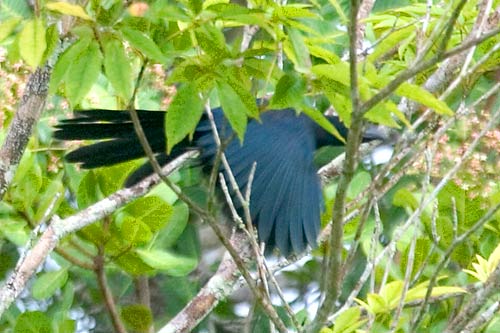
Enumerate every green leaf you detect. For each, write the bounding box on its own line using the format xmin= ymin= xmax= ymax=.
xmin=136 ymin=249 xmax=197 ymax=276
xmin=383 ymin=100 xmax=411 ymax=128
xmin=0 ymin=218 xmax=28 ymax=246
xmin=33 ymin=176 xmax=64 ymax=222
xmin=65 ymin=40 xmax=103 ymax=106
xmin=122 ymin=196 xmax=173 ymax=232
xmin=32 ymin=269 xmax=68 ymax=300
xmin=379 ymin=280 xmax=404 ymax=309
xmin=195 ymin=24 xmax=229 ymax=59
xmin=405 ymin=284 xmax=465 ymax=302
xmin=11 ymin=154 xmax=43 ymax=213
xmin=58 ymin=320 xmax=76 ymax=333
xmin=60 ymin=281 xmax=75 ymax=311
xmin=157 ymin=202 xmax=189 ymax=247
xmin=402 ymin=238 xmax=433 ymax=279
xmin=121 ymin=216 xmax=153 ymax=246
xmin=1 ymin=0 xmax=31 ymax=18
xmin=327 ymin=0 xmax=348 ymax=22
xmin=97 ymin=161 xmax=140 ymax=196
xmin=274 ymin=4 xmax=317 ymax=19
xmin=285 ymin=28 xmax=311 ymax=73
xmin=0 ymin=17 xmax=21 ymax=42
xmin=14 ymin=311 xmax=51 ymax=333
xmin=364 ymin=104 xmax=401 ymax=128
xmin=114 ymin=252 xmax=155 ymax=275
xmin=393 ymin=188 xmax=419 ymax=210
xmin=187 ymin=0 xmax=203 ymax=14
xmin=366 ymin=293 xmax=387 ymax=314
xmin=396 ymin=82 xmax=454 ymax=115
xmin=166 ymin=83 xmax=204 ymax=153
xmin=103 ymin=37 xmax=132 ymax=100
xmin=18 ymin=19 xmax=46 ymax=68
xmin=151 ymin=3 xmax=191 ymax=21
xmin=49 ymin=37 xmax=91 ymax=94
xmin=321 ymin=81 xmax=352 ymax=126
xmin=121 ymin=304 xmax=153 ymax=331
xmin=243 ymin=58 xmax=282 ymax=81
xmin=308 ymin=44 xmax=342 ymax=64
xmin=94 ymin=1 xmax=123 ymax=25
xmin=301 ymin=105 xmax=345 ymax=143
xmin=121 ymin=27 xmax=166 ymax=63
xmin=368 ymin=26 xmax=414 ymax=62
xmin=42 ymin=24 xmax=59 ymax=64
xmin=207 ymin=3 xmax=265 ymax=25
xmin=485 ymin=317 xmax=500 ymax=333
xmin=269 ymin=73 xmax=307 ymax=109
xmin=46 ymin=2 xmax=92 ymax=20
xmin=77 ymin=171 xmax=101 ymax=209
xmin=148 ymin=182 xmax=178 ymax=204
xmin=312 ymin=63 xmax=350 ymax=87
xmin=217 ymin=80 xmax=248 ymax=141
xmin=221 ymin=66 xmax=259 ymax=118
xmin=79 ymin=223 xmax=106 ymax=245
xmin=437 ymin=182 xmax=465 ymax=224
xmin=333 ymin=307 xmax=365 ymax=333
xmin=0 ymin=242 xmax=18 ymax=280
xmin=347 ymin=171 xmax=371 ymax=199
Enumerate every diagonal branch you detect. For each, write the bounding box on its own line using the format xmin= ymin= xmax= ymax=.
xmin=0 ymin=151 xmax=196 ymax=317
xmin=0 ymin=66 xmax=51 ymax=199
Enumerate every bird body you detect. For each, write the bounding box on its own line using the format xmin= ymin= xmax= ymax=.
xmin=55 ymin=107 xmax=383 ymax=255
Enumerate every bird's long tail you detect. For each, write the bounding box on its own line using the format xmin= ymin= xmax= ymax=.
xmin=53 ymin=110 xmax=183 ymax=186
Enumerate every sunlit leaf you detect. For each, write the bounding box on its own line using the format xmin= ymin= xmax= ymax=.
xmin=121 ymin=216 xmax=153 ymax=245
xmin=14 ymin=311 xmax=51 ymax=333
xmin=285 ymin=28 xmax=311 ymax=73
xmin=65 ymin=40 xmax=103 ymax=106
xmin=122 ymin=196 xmax=173 ymax=232
xmin=166 ymin=83 xmax=204 ymax=153
xmin=270 ymin=73 xmax=307 ymax=108
xmin=46 ymin=2 xmax=92 ymax=20
xmin=18 ymin=19 xmax=46 ymax=68
xmin=396 ymin=82 xmax=454 ymax=115
xmin=32 ymin=269 xmax=68 ymax=300
xmin=302 ymin=105 xmax=345 ymax=143
xmin=0 ymin=17 xmax=21 ymax=42
xmin=103 ymin=37 xmax=132 ymax=100
xmin=121 ymin=27 xmax=166 ymax=63
xmin=136 ymin=249 xmax=197 ymax=276
xmin=121 ymin=304 xmax=153 ymax=331
xmin=332 ymin=307 xmax=366 ymax=333
xmin=217 ymin=80 xmax=249 ymax=142
xmin=49 ymin=36 xmax=91 ymax=94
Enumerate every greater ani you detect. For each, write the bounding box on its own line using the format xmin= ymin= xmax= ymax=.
xmin=54 ymin=107 xmax=385 ymax=255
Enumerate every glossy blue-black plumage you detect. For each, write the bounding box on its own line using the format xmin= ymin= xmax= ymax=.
xmin=195 ymin=110 xmax=324 ymax=254
xmin=54 ymin=107 xmax=378 ymax=255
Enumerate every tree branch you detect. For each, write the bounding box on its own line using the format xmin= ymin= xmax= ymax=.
xmin=0 ymin=66 xmax=51 ymax=199
xmin=95 ymin=247 xmax=127 ymax=333
xmin=311 ymin=1 xmax=363 ymax=331
xmin=157 ymin=233 xmax=249 ymax=333
xmin=0 ymin=151 xmax=196 ymax=317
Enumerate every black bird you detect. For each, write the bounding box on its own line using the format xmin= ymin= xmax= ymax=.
xmin=54 ymin=107 xmax=385 ymax=255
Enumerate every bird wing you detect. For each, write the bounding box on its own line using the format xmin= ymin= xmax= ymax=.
xmin=197 ymin=110 xmax=323 ymax=255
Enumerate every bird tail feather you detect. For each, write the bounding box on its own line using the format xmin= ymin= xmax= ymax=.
xmin=54 ymin=110 xmax=178 ymax=185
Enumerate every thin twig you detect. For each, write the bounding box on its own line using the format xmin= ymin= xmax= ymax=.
xmin=95 ymin=248 xmax=127 ymax=333
xmin=203 ymin=101 xmax=289 ymax=333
